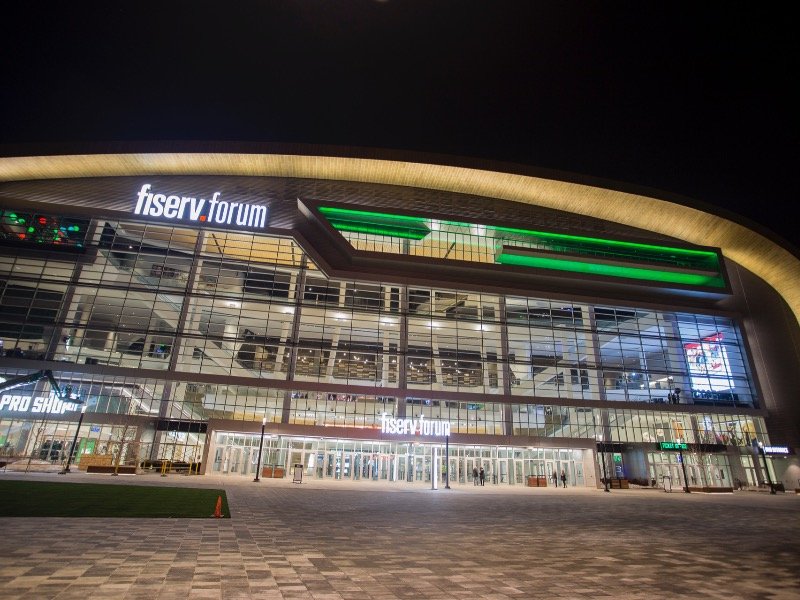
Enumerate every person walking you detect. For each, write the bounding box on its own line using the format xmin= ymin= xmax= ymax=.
xmin=479 ymin=466 xmax=485 ymax=486
xmin=472 ymin=465 xmax=479 ymax=485
xmin=560 ymin=469 xmax=567 ymax=488
xmin=551 ymin=470 xmax=558 ymax=487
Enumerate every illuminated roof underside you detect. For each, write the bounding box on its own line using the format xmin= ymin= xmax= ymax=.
xmin=319 ymin=206 xmax=725 ymax=288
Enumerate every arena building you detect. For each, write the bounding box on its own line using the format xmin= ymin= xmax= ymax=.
xmin=0 ymin=145 xmax=798 ymax=491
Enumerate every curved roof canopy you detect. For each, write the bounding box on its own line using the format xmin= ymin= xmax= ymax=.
xmin=1 ymin=150 xmax=798 ymax=325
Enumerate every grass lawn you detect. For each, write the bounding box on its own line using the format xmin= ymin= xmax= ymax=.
xmin=0 ymin=480 xmax=230 ymax=518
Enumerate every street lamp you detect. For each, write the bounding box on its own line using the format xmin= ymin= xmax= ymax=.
xmin=757 ymin=441 xmax=777 ymax=494
xmin=59 ymin=404 xmax=87 ymax=474
xmin=677 ymin=439 xmax=691 ymax=493
xmin=596 ymin=434 xmax=610 ymax=492
xmin=253 ymin=417 xmax=266 ymax=482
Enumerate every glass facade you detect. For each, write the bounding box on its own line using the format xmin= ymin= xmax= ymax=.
xmin=0 ymin=207 xmax=773 ymax=488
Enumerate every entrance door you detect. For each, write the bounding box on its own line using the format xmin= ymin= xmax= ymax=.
xmin=466 ymin=458 xmax=479 ymax=485
xmin=574 ymin=461 xmax=585 ymax=487
xmin=315 ymin=452 xmax=324 ymax=479
xmin=413 ymin=456 xmax=431 ymax=482
xmin=229 ymin=447 xmax=241 ymax=474
xmin=512 ymin=460 xmax=523 ymax=485
xmin=498 ymin=459 xmax=509 ymax=484
xmin=342 ymin=452 xmax=353 ymax=479
xmin=289 ymin=450 xmax=303 ymax=478
xmin=241 ymin=447 xmax=252 ymax=476
xmin=325 ymin=451 xmax=337 ymax=478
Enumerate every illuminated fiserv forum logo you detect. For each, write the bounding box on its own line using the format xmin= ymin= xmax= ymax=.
xmin=133 ymin=184 xmax=268 ymax=229
xmin=379 ymin=412 xmax=451 ymax=437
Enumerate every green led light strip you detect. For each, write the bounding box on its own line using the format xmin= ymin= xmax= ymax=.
xmin=319 ymin=206 xmax=430 ymax=240
xmin=318 ymin=205 xmax=724 ymax=287
xmin=435 ymin=222 xmax=719 ymax=272
xmin=491 ymin=225 xmax=718 ymax=260
xmin=496 ymin=251 xmax=725 ymax=287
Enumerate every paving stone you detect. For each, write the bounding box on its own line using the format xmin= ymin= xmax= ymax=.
xmin=0 ymin=472 xmax=798 ymax=599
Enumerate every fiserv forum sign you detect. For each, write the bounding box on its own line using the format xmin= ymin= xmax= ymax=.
xmin=134 ymin=184 xmax=268 ymax=229
xmin=379 ymin=413 xmax=451 ymax=437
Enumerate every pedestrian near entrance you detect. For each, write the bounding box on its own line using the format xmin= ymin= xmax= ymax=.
xmin=561 ymin=469 xmax=567 ymax=488
xmin=551 ymin=470 xmax=558 ymax=487
xmin=479 ymin=466 xmax=485 ymax=486
xmin=473 ymin=465 xmax=479 ymax=485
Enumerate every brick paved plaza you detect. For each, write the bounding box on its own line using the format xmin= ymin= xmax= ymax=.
xmin=0 ymin=472 xmax=797 ymax=600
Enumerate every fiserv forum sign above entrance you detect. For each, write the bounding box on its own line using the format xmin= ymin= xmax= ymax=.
xmin=133 ymin=184 xmax=268 ymax=229
xmin=380 ymin=413 xmax=451 ymax=437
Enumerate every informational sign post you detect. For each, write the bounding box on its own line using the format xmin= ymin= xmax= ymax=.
xmin=292 ymin=463 xmax=304 ymax=484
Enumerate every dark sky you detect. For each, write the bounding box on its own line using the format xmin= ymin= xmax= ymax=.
xmin=2 ymin=3 xmax=796 ymax=248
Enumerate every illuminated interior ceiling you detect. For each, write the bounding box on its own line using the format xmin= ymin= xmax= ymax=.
xmin=1 ymin=151 xmax=798 ymax=323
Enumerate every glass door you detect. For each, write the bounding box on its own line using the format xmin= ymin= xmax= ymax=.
xmin=229 ymin=447 xmax=241 ymax=474
xmin=498 ymin=459 xmax=508 ymax=484
xmin=342 ymin=452 xmax=353 ymax=479
xmin=289 ymin=450 xmax=302 ymax=480
xmin=546 ymin=460 xmax=556 ymax=486
xmin=415 ymin=456 xmax=425 ymax=481
xmin=513 ymin=460 xmax=524 ymax=484
xmin=315 ymin=451 xmax=324 ymax=479
xmin=574 ymin=461 xmax=585 ymax=487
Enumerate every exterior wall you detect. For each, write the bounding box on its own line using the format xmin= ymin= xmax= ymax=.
xmin=720 ymin=262 xmax=800 ymax=449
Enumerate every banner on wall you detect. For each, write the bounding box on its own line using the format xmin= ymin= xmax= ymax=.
xmin=684 ymin=332 xmax=734 ymax=391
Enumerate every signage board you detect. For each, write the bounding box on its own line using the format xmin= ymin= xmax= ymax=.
xmin=133 ymin=184 xmax=268 ymax=230
xmin=379 ymin=412 xmax=451 ymax=437
xmin=0 ymin=393 xmax=81 ymax=415
xmin=658 ymin=441 xmax=688 ymax=451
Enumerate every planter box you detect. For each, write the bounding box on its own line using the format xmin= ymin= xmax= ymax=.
xmin=526 ymin=476 xmax=548 ymax=487
xmin=86 ymin=465 xmax=137 ymax=474
xmin=262 ymin=466 xmax=285 ymax=479
xmin=610 ymin=479 xmax=629 ymax=489
xmin=78 ymin=454 xmax=114 ymax=470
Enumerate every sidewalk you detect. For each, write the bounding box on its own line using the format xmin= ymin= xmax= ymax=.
xmin=0 ymin=469 xmax=798 ymax=600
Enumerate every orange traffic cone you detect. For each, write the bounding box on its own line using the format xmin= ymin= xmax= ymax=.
xmin=212 ymin=495 xmax=223 ymax=518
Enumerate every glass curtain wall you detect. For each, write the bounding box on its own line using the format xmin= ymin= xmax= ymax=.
xmin=0 ymin=211 xmax=764 ymax=469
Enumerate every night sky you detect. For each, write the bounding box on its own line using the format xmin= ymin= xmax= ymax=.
xmin=2 ymin=3 xmax=796 ymax=249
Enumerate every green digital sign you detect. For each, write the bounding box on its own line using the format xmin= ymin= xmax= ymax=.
xmin=658 ymin=441 xmax=688 ymax=451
